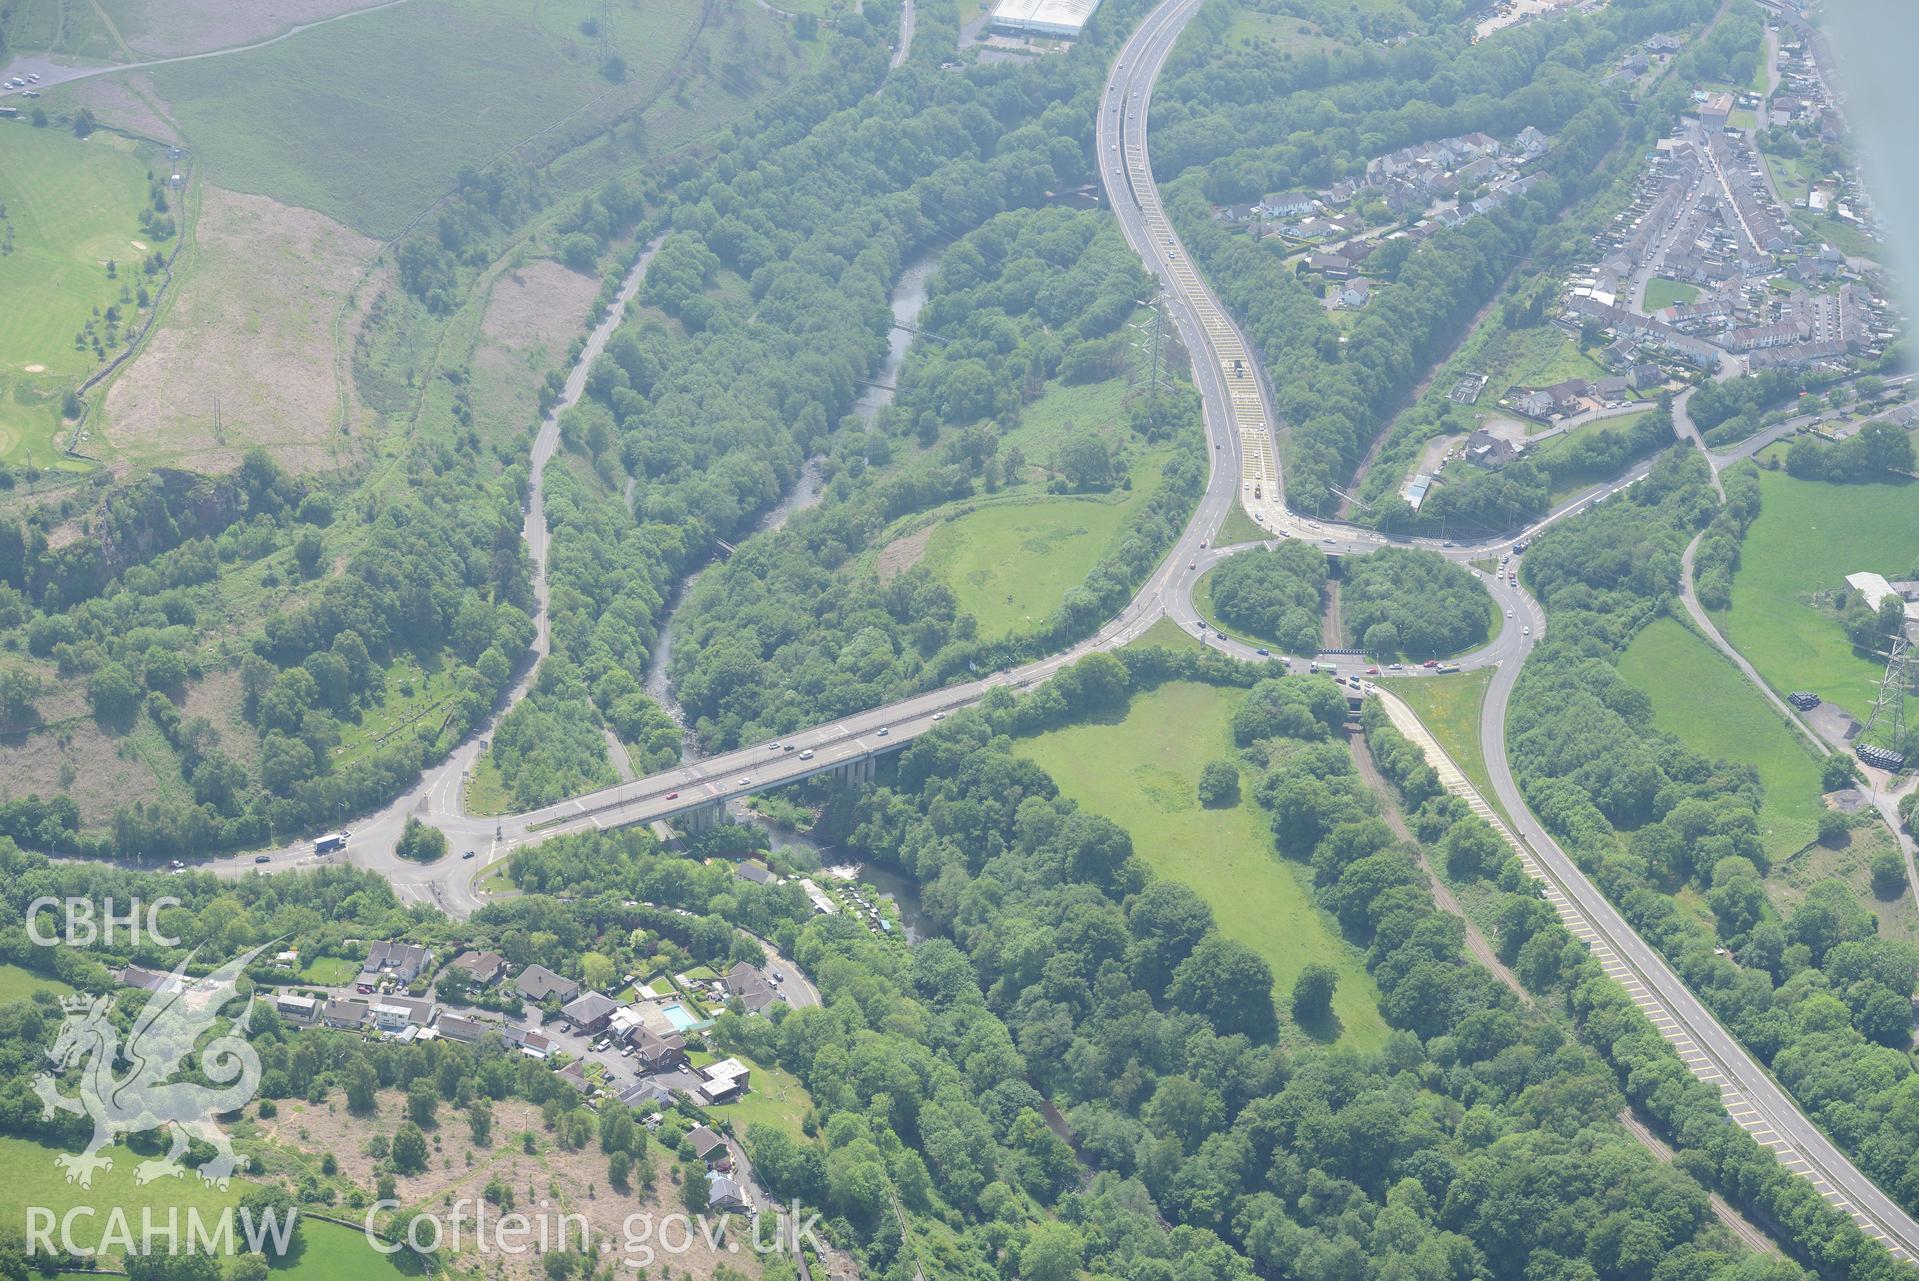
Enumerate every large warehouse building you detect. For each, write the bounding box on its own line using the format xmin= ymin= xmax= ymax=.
xmin=988 ymin=0 xmax=1103 ymax=39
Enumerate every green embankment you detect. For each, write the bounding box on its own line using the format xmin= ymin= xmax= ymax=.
xmin=1380 ymin=669 xmax=1500 ymax=815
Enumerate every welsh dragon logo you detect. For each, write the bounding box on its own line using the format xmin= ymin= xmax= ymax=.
xmin=34 ymin=944 xmax=269 ymax=1189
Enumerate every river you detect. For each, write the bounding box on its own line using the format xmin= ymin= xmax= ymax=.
xmin=635 ymin=248 xmax=943 ymax=907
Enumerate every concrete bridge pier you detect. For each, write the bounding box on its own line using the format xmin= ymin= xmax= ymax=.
xmin=678 ymin=802 xmax=724 ymax=834
xmin=832 ymin=755 xmax=877 ymax=787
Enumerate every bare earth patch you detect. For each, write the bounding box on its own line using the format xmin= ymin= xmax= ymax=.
xmin=258 ymin=1089 xmax=762 ymax=1280
xmin=470 ymin=260 xmax=601 ymax=441
xmin=103 ymin=185 xmax=380 ymax=474
xmin=875 ymin=524 xmax=934 ymax=584
xmin=107 ymin=0 xmax=400 ymax=58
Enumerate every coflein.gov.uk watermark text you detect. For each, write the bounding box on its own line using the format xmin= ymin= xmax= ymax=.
xmin=27 ymin=1202 xmax=827 ymax=1271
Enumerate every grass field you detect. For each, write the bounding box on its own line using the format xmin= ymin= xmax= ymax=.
xmin=922 ymin=454 xmax=1172 ymax=639
xmin=1643 ymin=277 xmax=1700 ymax=311
xmin=996 ymin=374 xmax=1128 ymax=466
xmin=1788 ymin=209 xmax=1878 ymax=262
xmin=128 ymin=0 xmax=786 ymax=238
xmin=0 ymin=1136 xmax=411 ymax=1276
xmin=100 ymin=183 xmax=380 ymax=475
xmin=1380 ymin=669 xmax=1501 ymax=817
xmin=0 ymin=963 xmax=73 ymax=1002
xmin=1222 ymin=8 xmax=1344 ymax=56
xmin=1761 ymin=145 xmax=1820 ymax=208
xmin=1469 ymin=324 xmax=1609 ymax=403
xmin=0 ymin=126 xmax=156 ymax=378
xmin=705 ymin=1054 xmax=812 ymax=1140
xmin=0 ymin=125 xmax=160 ymax=471
xmin=1716 ymin=469 xmax=1919 ymax=725
xmin=0 ymin=0 xmax=125 ymax=60
xmin=465 ymin=752 xmax=512 ymax=816
xmin=1617 ymin=617 xmax=1825 ymax=862
xmin=298 ymin=955 xmax=359 ymax=985
xmin=1017 ymin=680 xmax=1389 ymax=1049
xmin=906 ymin=374 xmax=1185 ymax=640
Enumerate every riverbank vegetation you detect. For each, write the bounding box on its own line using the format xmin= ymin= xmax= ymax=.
xmin=661 ymin=207 xmax=1205 ymax=753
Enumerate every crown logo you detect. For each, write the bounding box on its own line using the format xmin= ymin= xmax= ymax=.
xmin=60 ymin=994 xmax=97 ymax=1013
